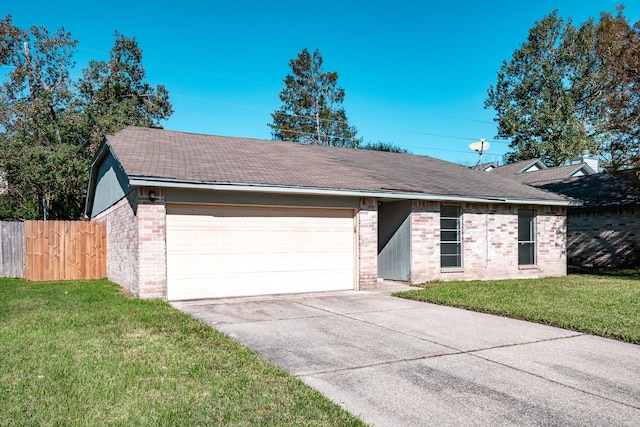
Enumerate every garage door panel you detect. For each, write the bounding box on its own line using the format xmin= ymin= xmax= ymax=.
xmin=166 ymin=205 xmax=356 ymax=300
xmin=169 ymin=254 xmax=352 ymax=278
xmin=169 ymin=271 xmax=352 ymax=299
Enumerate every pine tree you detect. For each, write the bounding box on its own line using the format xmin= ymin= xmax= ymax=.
xmin=269 ymin=48 xmax=361 ymax=148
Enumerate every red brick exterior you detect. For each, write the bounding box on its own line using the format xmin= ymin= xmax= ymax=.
xmin=410 ymin=202 xmax=566 ymax=283
xmin=95 ymin=188 xmax=167 ymax=299
xmin=410 ymin=200 xmax=440 ymax=281
xmin=137 ymin=201 xmax=167 ymax=299
xmin=96 ymin=188 xmax=567 ymax=298
xmin=94 ymin=191 xmax=140 ymax=295
xmin=357 ymin=197 xmax=378 ymax=290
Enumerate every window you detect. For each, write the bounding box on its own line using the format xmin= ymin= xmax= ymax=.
xmin=518 ymin=209 xmax=536 ymax=265
xmin=440 ymin=206 xmax=462 ymax=268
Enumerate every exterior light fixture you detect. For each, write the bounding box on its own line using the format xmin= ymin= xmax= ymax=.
xmin=149 ymin=190 xmax=157 ymax=202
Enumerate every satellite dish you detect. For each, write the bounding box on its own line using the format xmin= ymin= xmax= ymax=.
xmin=469 ymin=138 xmax=490 ymax=165
xmin=469 ymin=138 xmax=490 ymax=153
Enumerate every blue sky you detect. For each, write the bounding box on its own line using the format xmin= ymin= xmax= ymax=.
xmin=4 ymin=1 xmax=640 ymax=165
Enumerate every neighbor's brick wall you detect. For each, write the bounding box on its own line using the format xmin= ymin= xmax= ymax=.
xmin=358 ymin=198 xmax=378 ymax=289
xmin=567 ymin=208 xmax=640 ymax=268
xmin=94 ymin=191 xmax=140 ymax=295
xmin=410 ymin=203 xmax=566 ymax=283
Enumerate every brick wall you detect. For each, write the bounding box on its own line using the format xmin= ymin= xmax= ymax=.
xmin=536 ymin=205 xmax=567 ymax=276
xmin=94 ymin=191 xmax=140 ymax=295
xmin=409 ymin=202 xmax=567 ymax=283
xmin=137 ymin=189 xmax=167 ymax=298
xmin=358 ymin=197 xmax=378 ymax=289
xmin=94 ymin=187 xmax=168 ymax=299
xmin=410 ymin=200 xmax=440 ymax=281
xmin=567 ymin=208 xmax=640 ymax=268
xmin=95 ymin=188 xmax=568 ymax=296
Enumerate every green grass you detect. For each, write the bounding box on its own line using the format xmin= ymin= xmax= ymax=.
xmin=0 ymin=279 xmax=364 ymax=426
xmin=396 ymin=272 xmax=640 ymax=345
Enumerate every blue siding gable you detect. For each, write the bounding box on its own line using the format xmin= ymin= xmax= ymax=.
xmin=91 ymin=151 xmax=131 ymax=217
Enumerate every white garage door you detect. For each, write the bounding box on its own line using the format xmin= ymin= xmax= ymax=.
xmin=166 ymin=204 xmax=356 ymax=300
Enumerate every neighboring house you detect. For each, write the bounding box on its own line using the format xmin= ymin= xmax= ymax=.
xmin=85 ymin=126 xmax=572 ymax=300
xmin=538 ymin=171 xmax=640 ymax=269
xmin=472 ymin=162 xmax=497 ymax=172
xmin=489 ymin=156 xmax=597 ymax=186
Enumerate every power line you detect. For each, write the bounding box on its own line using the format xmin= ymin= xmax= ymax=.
xmin=55 ymin=47 xmax=508 ymax=149
xmin=171 ymin=93 xmax=509 ymax=145
xmin=172 ymin=111 xmax=505 ymax=159
xmin=417 ymin=111 xmax=495 ymax=125
xmin=74 ymin=47 xmax=499 ymax=137
xmin=76 ymin=48 xmax=281 ymax=88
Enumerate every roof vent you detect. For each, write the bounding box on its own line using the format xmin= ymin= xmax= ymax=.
xmin=150 ymin=123 xmax=164 ymax=130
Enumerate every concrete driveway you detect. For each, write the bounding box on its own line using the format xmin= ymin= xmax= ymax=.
xmin=172 ymin=284 xmax=640 ymax=426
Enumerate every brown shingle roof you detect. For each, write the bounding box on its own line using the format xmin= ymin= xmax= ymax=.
xmin=536 ymin=170 xmax=640 ymax=209
xmin=105 ymin=126 xmax=569 ymax=203
xmin=508 ymin=164 xmax=595 ymax=185
xmin=488 ymin=158 xmax=596 ymax=185
xmin=489 ymin=159 xmax=547 ymax=177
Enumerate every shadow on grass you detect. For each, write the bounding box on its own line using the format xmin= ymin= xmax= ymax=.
xmin=568 ymin=267 xmax=640 ymax=280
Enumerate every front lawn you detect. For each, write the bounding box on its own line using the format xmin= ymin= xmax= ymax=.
xmin=396 ymin=272 xmax=640 ymax=344
xmin=0 ymin=279 xmax=364 ymax=426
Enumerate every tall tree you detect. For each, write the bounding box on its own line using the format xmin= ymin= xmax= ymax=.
xmin=269 ymin=48 xmax=361 ymax=148
xmin=595 ymin=8 xmax=640 ymax=171
xmin=485 ymin=11 xmax=602 ymax=166
xmin=0 ymin=16 xmax=86 ymax=219
xmin=77 ymin=32 xmax=173 ymax=152
xmin=0 ymin=21 xmax=173 ymax=220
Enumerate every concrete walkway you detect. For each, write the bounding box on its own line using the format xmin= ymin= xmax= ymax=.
xmin=172 ymin=284 xmax=640 ymax=426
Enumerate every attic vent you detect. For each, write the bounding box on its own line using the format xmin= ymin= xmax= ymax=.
xmin=150 ymin=123 xmax=164 ymax=129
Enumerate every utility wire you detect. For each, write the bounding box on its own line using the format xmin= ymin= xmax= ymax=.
xmin=71 ymin=47 xmax=505 ymax=147
xmin=171 ymin=93 xmax=508 ymax=145
xmin=74 ymin=47 xmax=501 ymax=142
xmin=173 ymin=111 xmax=505 ymax=158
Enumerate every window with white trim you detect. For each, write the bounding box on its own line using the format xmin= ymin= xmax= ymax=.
xmin=518 ymin=209 xmax=536 ymax=265
xmin=440 ymin=206 xmax=462 ymax=268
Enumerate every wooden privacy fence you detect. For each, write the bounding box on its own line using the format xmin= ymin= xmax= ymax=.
xmin=23 ymin=221 xmax=106 ymax=281
xmin=0 ymin=221 xmax=25 ymax=278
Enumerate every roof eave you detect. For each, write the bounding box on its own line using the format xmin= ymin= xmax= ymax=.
xmin=568 ymin=163 xmax=596 ymax=177
xmin=129 ymin=176 xmax=576 ymax=207
xmin=518 ymin=159 xmax=547 ymax=174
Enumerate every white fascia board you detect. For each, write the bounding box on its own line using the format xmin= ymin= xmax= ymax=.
xmin=129 ymin=177 xmax=576 ymax=207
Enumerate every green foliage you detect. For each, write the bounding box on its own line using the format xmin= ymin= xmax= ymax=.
xmin=0 ymin=279 xmax=365 ymax=426
xmin=269 ymin=48 xmax=361 ymax=148
xmin=0 ymin=17 xmax=84 ymax=219
xmin=486 ymin=7 xmax=640 ymax=171
xmin=595 ymin=9 xmax=640 ymax=171
xmin=485 ymin=11 xmax=602 ymax=167
xmin=0 ymin=18 xmax=173 ymax=219
xmin=77 ymin=31 xmax=173 ymax=153
xmin=360 ymin=140 xmax=408 ymax=153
